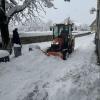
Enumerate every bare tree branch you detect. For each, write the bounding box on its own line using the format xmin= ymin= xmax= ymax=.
xmin=9 ymin=0 xmax=17 ymax=5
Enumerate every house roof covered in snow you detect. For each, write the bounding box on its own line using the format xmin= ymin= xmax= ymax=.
xmin=90 ymin=19 xmax=96 ymax=27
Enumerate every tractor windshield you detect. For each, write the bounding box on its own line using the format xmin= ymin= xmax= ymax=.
xmin=53 ymin=26 xmax=58 ymax=37
xmin=59 ymin=26 xmax=63 ymax=35
xmin=53 ymin=24 xmax=72 ymax=38
xmin=59 ymin=25 xmax=69 ymax=36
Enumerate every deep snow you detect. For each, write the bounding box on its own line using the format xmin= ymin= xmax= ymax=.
xmin=0 ymin=34 xmax=100 ymax=100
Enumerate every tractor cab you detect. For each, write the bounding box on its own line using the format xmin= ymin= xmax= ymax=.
xmin=51 ymin=23 xmax=73 ymax=39
xmin=47 ymin=23 xmax=75 ymax=60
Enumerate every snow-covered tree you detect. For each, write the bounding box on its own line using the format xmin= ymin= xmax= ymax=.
xmin=6 ymin=0 xmax=54 ymax=23
xmin=0 ymin=0 xmax=54 ymax=49
xmin=13 ymin=19 xmax=53 ymax=32
xmin=80 ymin=24 xmax=90 ymax=31
xmin=0 ymin=0 xmax=69 ymax=49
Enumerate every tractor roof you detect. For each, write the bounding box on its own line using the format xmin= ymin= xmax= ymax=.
xmin=54 ymin=23 xmax=73 ymax=26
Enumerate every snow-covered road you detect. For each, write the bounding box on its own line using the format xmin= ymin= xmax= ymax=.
xmin=0 ymin=34 xmax=100 ymax=100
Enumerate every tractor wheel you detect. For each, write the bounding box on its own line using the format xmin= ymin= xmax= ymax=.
xmin=62 ymin=51 xmax=67 ymax=60
xmin=69 ymin=39 xmax=75 ymax=53
xmin=68 ymin=48 xmax=73 ymax=54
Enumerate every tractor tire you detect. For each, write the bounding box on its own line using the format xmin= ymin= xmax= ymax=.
xmin=68 ymin=49 xmax=73 ymax=54
xmin=62 ymin=51 xmax=67 ymax=60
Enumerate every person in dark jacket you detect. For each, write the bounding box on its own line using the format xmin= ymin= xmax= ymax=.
xmin=59 ymin=26 xmax=69 ymax=60
xmin=60 ymin=26 xmax=69 ymax=39
xmin=12 ymin=28 xmax=21 ymax=45
xmin=12 ymin=28 xmax=22 ymax=57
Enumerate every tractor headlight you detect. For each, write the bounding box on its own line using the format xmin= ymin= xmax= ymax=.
xmin=51 ymin=41 xmax=59 ymax=45
xmin=55 ymin=42 xmax=59 ymax=45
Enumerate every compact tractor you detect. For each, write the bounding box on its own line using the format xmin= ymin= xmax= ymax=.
xmin=46 ymin=23 xmax=75 ymax=60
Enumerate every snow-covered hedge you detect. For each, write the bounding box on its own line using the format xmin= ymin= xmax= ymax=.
xmin=0 ymin=50 xmax=10 ymax=62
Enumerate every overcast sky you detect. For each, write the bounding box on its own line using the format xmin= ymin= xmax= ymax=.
xmin=44 ymin=0 xmax=96 ymax=25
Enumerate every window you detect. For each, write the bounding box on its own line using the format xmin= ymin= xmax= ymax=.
xmin=54 ymin=26 xmax=58 ymax=37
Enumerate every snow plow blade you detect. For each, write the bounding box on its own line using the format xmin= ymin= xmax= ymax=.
xmin=47 ymin=51 xmax=63 ymax=59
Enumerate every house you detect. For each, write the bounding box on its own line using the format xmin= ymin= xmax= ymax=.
xmin=90 ymin=19 xmax=96 ymax=32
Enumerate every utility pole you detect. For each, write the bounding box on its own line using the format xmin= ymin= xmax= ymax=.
xmin=96 ymin=0 xmax=100 ymax=64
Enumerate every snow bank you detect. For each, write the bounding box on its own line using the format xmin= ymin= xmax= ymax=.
xmin=9 ymin=31 xmax=91 ymax=38
xmin=0 ymin=50 xmax=9 ymax=58
xmin=72 ymin=31 xmax=91 ymax=35
xmin=19 ymin=31 xmax=91 ymax=37
xmin=9 ymin=31 xmax=52 ymax=37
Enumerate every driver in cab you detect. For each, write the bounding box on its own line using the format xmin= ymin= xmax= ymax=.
xmin=60 ymin=26 xmax=69 ymax=40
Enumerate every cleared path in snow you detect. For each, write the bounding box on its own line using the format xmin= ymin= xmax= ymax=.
xmin=0 ymin=34 xmax=100 ymax=100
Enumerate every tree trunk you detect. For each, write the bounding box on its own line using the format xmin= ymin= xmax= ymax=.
xmin=0 ymin=0 xmax=11 ymax=50
xmin=1 ymin=0 xmax=5 ymax=12
xmin=0 ymin=22 xmax=10 ymax=49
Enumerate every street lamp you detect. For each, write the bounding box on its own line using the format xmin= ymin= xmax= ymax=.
xmin=90 ymin=7 xmax=96 ymax=14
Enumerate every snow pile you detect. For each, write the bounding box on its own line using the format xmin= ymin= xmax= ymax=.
xmin=14 ymin=44 xmax=21 ymax=47
xmin=19 ymin=31 xmax=53 ymax=37
xmin=0 ymin=50 xmax=9 ymax=58
xmin=72 ymin=31 xmax=91 ymax=35
xmin=0 ymin=34 xmax=100 ymax=100
xmin=29 ymin=45 xmax=41 ymax=50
